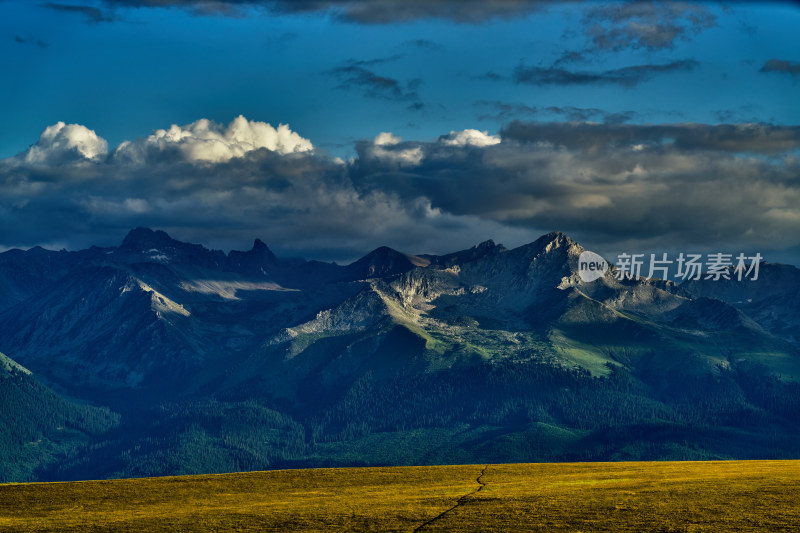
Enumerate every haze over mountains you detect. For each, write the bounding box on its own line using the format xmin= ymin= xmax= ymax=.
xmin=0 ymin=228 xmax=798 ymax=482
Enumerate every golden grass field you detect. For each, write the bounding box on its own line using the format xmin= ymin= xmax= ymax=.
xmin=1 ymin=460 xmax=799 ymax=532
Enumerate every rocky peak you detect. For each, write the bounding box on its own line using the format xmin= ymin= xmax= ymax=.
xmin=117 ymin=227 xmax=225 ymax=268
xmin=224 ymin=238 xmax=279 ymax=276
xmin=250 ymin=239 xmax=277 ymax=261
xmin=348 ymin=246 xmax=423 ymax=278
xmin=423 ymin=239 xmax=506 ymax=268
xmin=120 ymin=227 xmax=176 ymax=251
xmin=537 ymin=231 xmax=580 ymax=253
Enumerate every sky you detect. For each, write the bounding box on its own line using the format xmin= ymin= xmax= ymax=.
xmin=1 ymin=0 xmax=799 ymax=264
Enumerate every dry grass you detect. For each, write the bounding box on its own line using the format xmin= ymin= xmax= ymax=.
xmin=1 ymin=460 xmax=798 ymax=532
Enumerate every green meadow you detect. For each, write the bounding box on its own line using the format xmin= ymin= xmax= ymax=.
xmin=1 ymin=460 xmax=798 ymax=532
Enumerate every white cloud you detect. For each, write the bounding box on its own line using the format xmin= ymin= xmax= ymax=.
xmin=374 ymin=132 xmax=402 ymax=146
xmin=439 ymin=129 xmax=501 ymax=147
xmin=114 ymin=115 xmax=313 ymax=164
xmin=21 ymin=122 xmax=108 ymax=165
xmin=3 ymin=119 xmax=800 ymax=262
xmin=367 ymin=132 xmax=423 ymax=167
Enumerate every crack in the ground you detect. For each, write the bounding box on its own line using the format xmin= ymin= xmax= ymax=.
xmin=412 ymin=465 xmax=488 ymax=532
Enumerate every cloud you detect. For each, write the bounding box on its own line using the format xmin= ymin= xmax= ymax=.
xmin=712 ymin=105 xmax=765 ymax=124
xmin=112 ymin=116 xmax=313 ymax=164
xmin=402 ymin=39 xmax=442 ymax=51
xmin=582 ymin=2 xmax=716 ymax=51
xmin=512 ymin=59 xmax=699 ymax=88
xmin=99 ymin=0 xmax=560 ymax=23
xmin=361 ymin=132 xmax=424 ymax=167
xmin=328 ymin=62 xmax=424 ymax=109
xmin=552 ymin=50 xmax=587 ymax=67
xmin=346 ymin=55 xmax=404 ymax=67
xmin=438 ymin=129 xmax=500 ymax=147
xmin=474 ymin=71 xmax=506 ymax=82
xmin=19 ymin=122 xmax=108 ymax=165
xmin=43 ymin=3 xmax=117 ymax=23
xmin=0 ymin=121 xmax=515 ymax=259
xmin=3 ymin=118 xmax=800 ymax=263
xmin=500 ymin=121 xmax=800 ymax=154
xmin=475 ymin=100 xmax=636 ymax=124
xmin=12 ymin=35 xmax=49 ymax=48
xmin=349 ymin=121 xmax=800 ymax=254
xmin=759 ymin=59 xmax=800 ymax=77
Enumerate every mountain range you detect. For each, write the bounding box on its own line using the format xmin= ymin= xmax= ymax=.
xmin=0 ymin=228 xmax=798 ymax=482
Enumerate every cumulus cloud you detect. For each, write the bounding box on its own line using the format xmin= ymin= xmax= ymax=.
xmin=439 ymin=129 xmax=500 ymax=147
xmin=113 ymin=116 xmax=313 ymax=164
xmin=3 ymin=118 xmax=800 ymax=263
xmin=20 ymin=122 xmax=108 ymax=165
xmin=356 ymin=128 xmax=502 ymax=170
xmin=350 ymin=121 xmax=800 ymax=254
xmin=0 ymin=121 xmax=515 ymax=259
xmin=362 ymin=132 xmax=424 ymax=167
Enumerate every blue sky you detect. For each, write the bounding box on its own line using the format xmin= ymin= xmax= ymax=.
xmin=1 ymin=1 xmax=799 ymax=263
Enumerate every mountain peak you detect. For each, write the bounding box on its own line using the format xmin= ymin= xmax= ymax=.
xmin=352 ymin=246 xmax=408 ymax=266
xmin=223 ymin=238 xmax=278 ymax=276
xmin=538 ymin=231 xmax=575 ymax=247
xmin=250 ymin=238 xmax=276 ymax=261
xmin=245 ymin=239 xmax=278 ymax=263
xmin=348 ymin=246 xmax=427 ymax=278
xmin=117 ymin=227 xmax=225 ymax=267
xmin=367 ymin=246 xmax=401 ymax=256
xmin=120 ymin=227 xmax=176 ymax=251
xmin=512 ymin=231 xmax=581 ymax=258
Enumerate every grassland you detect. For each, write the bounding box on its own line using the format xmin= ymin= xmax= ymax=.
xmin=1 ymin=460 xmax=798 ymax=532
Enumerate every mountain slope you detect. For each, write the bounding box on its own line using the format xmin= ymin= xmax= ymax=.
xmin=0 ymin=228 xmax=799 ymax=481
xmin=681 ymin=262 xmax=800 ymax=345
xmin=0 ymin=351 xmax=119 ymax=481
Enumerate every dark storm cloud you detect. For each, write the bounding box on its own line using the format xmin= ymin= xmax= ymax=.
xmin=42 ymin=2 xmax=117 ymax=23
xmin=328 ymin=62 xmax=424 ymax=109
xmin=3 ymin=118 xmax=800 ymax=259
xmin=500 ymin=121 xmax=800 ymax=154
xmin=759 ymin=59 xmax=800 ymax=76
xmin=0 ymin=119 xmax=496 ymax=258
xmin=582 ymin=2 xmax=716 ymax=51
xmin=512 ymin=59 xmax=698 ymax=88
xmin=475 ymin=100 xmax=637 ymax=124
xmin=348 ymin=121 xmax=800 ymax=252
